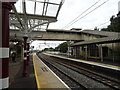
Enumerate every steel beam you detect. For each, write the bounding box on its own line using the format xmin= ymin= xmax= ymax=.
xmin=10 ymin=12 xmax=57 ymax=22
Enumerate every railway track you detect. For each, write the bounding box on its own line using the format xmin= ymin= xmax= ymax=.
xmin=51 ymin=57 xmax=120 ymax=90
xmin=39 ymin=53 xmax=87 ymax=89
xmin=37 ymin=53 xmax=120 ymax=89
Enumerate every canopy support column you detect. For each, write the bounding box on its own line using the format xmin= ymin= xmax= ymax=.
xmin=1 ymin=2 xmax=16 ymax=89
xmin=23 ymin=36 xmax=28 ymax=77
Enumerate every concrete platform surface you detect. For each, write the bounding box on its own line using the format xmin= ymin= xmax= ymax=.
xmin=33 ymin=53 xmax=70 ymax=89
xmin=9 ymin=56 xmax=37 ymax=89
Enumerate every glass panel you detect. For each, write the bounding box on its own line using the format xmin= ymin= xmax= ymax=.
xmin=36 ymin=2 xmax=43 ymax=15
xmin=15 ymin=0 xmax=23 ymax=13
xmin=47 ymin=4 xmax=59 ymax=16
xmin=26 ymin=1 xmax=34 ymax=14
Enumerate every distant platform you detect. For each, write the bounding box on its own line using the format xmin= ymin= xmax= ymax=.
xmin=43 ymin=53 xmax=120 ymax=71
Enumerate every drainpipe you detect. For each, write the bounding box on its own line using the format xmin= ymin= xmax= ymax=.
xmin=85 ymin=45 xmax=88 ymax=60
xmin=100 ymin=44 xmax=103 ymax=62
xmin=75 ymin=47 xmax=77 ymax=58
xmin=112 ymin=43 xmax=115 ymax=62
xmin=80 ymin=46 xmax=81 ymax=58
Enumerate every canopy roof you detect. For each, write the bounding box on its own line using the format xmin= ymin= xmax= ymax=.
xmin=9 ymin=0 xmax=64 ymax=35
xmin=71 ymin=35 xmax=120 ymax=46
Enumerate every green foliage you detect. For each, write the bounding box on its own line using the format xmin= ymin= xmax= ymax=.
xmin=101 ymin=16 xmax=120 ymax=32
xmin=55 ymin=42 xmax=68 ymax=53
xmin=42 ymin=47 xmax=54 ymax=52
xmin=40 ymin=42 xmax=68 ymax=53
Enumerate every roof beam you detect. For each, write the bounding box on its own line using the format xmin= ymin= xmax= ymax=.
xmin=10 ymin=12 xmax=57 ymax=22
xmin=27 ymin=0 xmax=60 ymax=5
xmin=28 ymin=21 xmax=49 ymax=33
xmin=11 ymin=4 xmax=24 ymax=30
xmin=56 ymin=1 xmax=63 ymax=18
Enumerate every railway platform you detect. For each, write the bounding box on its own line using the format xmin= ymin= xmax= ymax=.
xmin=8 ymin=52 xmax=120 ymax=89
xmin=9 ymin=53 xmax=69 ymax=89
xmin=9 ymin=55 xmax=37 ymax=88
xmin=33 ymin=53 xmax=69 ymax=89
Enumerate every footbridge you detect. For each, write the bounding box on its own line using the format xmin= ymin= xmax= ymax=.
xmin=10 ymin=29 xmax=83 ymax=41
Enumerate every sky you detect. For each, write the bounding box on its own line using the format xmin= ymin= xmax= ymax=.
xmin=30 ymin=40 xmax=66 ymax=50
xmin=15 ymin=0 xmax=120 ymax=50
xmin=48 ymin=0 xmax=120 ymax=30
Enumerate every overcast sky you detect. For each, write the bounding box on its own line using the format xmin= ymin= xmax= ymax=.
xmin=49 ymin=0 xmax=120 ymax=30
xmin=15 ymin=0 xmax=120 ymax=50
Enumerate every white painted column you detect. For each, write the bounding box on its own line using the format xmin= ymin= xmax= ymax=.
xmin=1 ymin=2 xmax=16 ymax=89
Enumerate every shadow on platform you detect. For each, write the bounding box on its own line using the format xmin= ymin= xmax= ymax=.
xmin=9 ymin=56 xmax=37 ymax=89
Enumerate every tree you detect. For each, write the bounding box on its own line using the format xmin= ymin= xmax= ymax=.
xmin=110 ymin=15 xmax=115 ymax=22
xmin=42 ymin=47 xmax=54 ymax=52
xmin=101 ymin=15 xmax=120 ymax=32
xmin=94 ymin=27 xmax=99 ymax=31
xmin=55 ymin=42 xmax=68 ymax=53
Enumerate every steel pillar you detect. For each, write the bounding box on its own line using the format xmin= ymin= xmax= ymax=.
xmin=0 ymin=2 xmax=15 ymax=89
xmin=22 ymin=36 xmax=28 ymax=77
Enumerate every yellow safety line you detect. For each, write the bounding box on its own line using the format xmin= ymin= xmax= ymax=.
xmin=44 ymin=53 xmax=120 ymax=69
xmin=32 ymin=53 xmax=41 ymax=90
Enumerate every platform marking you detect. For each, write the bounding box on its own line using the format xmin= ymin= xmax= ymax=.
xmin=43 ymin=53 xmax=120 ymax=71
xmin=35 ymin=54 xmax=71 ymax=89
xmin=33 ymin=53 xmax=41 ymax=89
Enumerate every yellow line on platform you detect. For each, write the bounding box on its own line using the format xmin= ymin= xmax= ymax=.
xmin=33 ymin=53 xmax=41 ymax=90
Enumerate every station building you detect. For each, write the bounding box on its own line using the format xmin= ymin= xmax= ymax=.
xmin=71 ymin=30 xmax=120 ymax=62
